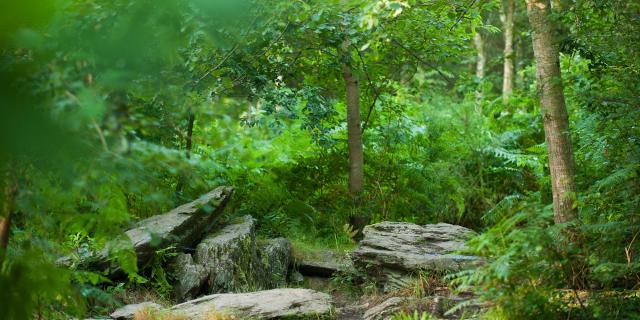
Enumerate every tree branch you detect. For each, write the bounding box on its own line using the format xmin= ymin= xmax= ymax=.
xmin=352 ymin=44 xmax=382 ymax=133
xmin=450 ymin=0 xmax=478 ymax=31
xmin=389 ymin=38 xmax=454 ymax=86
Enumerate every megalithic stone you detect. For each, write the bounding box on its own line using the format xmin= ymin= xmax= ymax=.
xmin=58 ymin=186 xmax=234 ymax=277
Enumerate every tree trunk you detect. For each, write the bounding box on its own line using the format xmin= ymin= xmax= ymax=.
xmin=515 ymin=34 xmax=525 ymax=89
xmin=474 ymin=32 xmax=486 ymax=80
xmin=501 ymin=0 xmax=515 ymax=102
xmin=340 ymin=44 xmax=364 ymax=195
xmin=0 ymin=169 xmax=17 ymax=254
xmin=526 ymin=0 xmax=577 ymax=223
xmin=185 ymin=112 xmax=195 ymax=159
xmin=0 ymin=216 xmax=10 ymax=252
xmin=473 ymin=31 xmax=486 ymax=104
xmin=176 ymin=112 xmax=195 ymax=195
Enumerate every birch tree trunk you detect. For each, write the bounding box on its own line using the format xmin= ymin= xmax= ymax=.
xmin=474 ymin=32 xmax=486 ymax=80
xmin=501 ymin=0 xmax=515 ymax=102
xmin=526 ymin=0 xmax=577 ymax=223
xmin=474 ymin=31 xmax=487 ymax=105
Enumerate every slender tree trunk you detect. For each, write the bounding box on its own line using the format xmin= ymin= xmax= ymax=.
xmin=527 ymin=0 xmax=577 ymax=223
xmin=185 ymin=112 xmax=195 ymax=159
xmin=474 ymin=32 xmax=486 ymax=80
xmin=340 ymin=43 xmax=364 ymax=195
xmin=473 ymin=31 xmax=486 ymax=105
xmin=176 ymin=112 xmax=195 ymax=195
xmin=0 ymin=216 xmax=10 ymax=252
xmin=501 ymin=0 xmax=515 ymax=102
xmin=0 ymin=168 xmax=17 ymax=254
xmin=515 ymin=35 xmax=525 ymax=89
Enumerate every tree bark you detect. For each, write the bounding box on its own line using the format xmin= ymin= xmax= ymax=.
xmin=0 ymin=169 xmax=17 ymax=253
xmin=185 ymin=112 xmax=195 ymax=159
xmin=474 ymin=32 xmax=486 ymax=80
xmin=473 ymin=31 xmax=486 ymax=104
xmin=0 ymin=216 xmax=10 ymax=252
xmin=176 ymin=112 xmax=195 ymax=195
xmin=340 ymin=44 xmax=364 ymax=195
xmin=501 ymin=0 xmax=515 ymax=102
xmin=526 ymin=0 xmax=577 ymax=223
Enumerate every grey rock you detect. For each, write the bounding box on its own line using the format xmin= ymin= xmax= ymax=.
xmin=169 ymin=288 xmax=333 ymax=319
xmin=363 ymin=297 xmax=406 ymax=320
xmin=296 ymin=249 xmax=351 ymax=277
xmin=352 ymin=222 xmax=478 ymax=283
xmin=124 ymin=186 xmax=234 ymax=267
xmin=289 ymin=270 xmax=304 ymax=284
xmin=171 ymin=253 xmax=208 ymax=301
xmin=362 ymin=294 xmax=484 ymax=320
xmin=258 ymin=237 xmax=292 ymax=287
xmin=195 ymin=215 xmax=264 ymax=293
xmin=169 ymin=217 xmax=295 ymax=298
xmin=59 ymin=187 xmax=233 ymax=273
xmin=110 ymin=302 xmax=162 ymax=319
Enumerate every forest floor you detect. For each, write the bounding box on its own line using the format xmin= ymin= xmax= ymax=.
xmin=291 ymin=242 xmax=482 ymax=320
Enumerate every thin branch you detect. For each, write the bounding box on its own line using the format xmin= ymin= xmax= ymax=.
xmin=389 ymin=38 xmax=454 ymax=86
xmin=450 ymin=0 xmax=478 ymax=31
xmin=263 ymin=21 xmax=290 ymax=53
xmin=65 ymin=90 xmax=110 ymax=152
xmin=352 ymin=44 xmax=382 ymax=133
xmin=362 ymin=90 xmax=381 ymax=133
xmin=195 ymin=44 xmax=239 ymax=84
xmin=91 ymin=119 xmax=110 ymax=153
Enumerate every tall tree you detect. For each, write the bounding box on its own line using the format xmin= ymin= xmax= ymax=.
xmin=501 ymin=0 xmax=515 ymax=102
xmin=0 ymin=166 xmax=17 ymax=256
xmin=474 ymin=29 xmax=486 ymax=103
xmin=474 ymin=32 xmax=486 ymax=80
xmin=526 ymin=0 xmax=576 ymax=223
xmin=340 ymin=41 xmax=364 ymax=195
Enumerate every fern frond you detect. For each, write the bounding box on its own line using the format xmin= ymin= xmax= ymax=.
xmin=594 ymin=164 xmax=638 ymax=191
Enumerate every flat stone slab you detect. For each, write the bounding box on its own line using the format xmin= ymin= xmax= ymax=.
xmin=110 ymin=302 xmax=162 ymax=319
xmin=170 ymin=288 xmax=333 ymax=319
xmin=59 ymin=186 xmax=233 ymax=272
xmin=352 ymin=222 xmax=478 ymax=276
xmin=296 ymin=248 xmax=351 ymax=277
xmin=125 ymin=186 xmax=234 ymax=266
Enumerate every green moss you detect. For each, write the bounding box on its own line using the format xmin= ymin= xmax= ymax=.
xmin=291 ymin=240 xmax=353 ymax=262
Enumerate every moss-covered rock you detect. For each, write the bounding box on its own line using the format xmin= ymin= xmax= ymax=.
xmin=171 ymin=253 xmax=208 ymax=301
xmin=195 ymin=215 xmax=265 ymax=293
xmin=258 ymin=237 xmax=292 ymax=288
xmin=169 ymin=215 xmax=295 ymax=299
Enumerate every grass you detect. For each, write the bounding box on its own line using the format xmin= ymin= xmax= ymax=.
xmin=113 ymin=285 xmax=174 ymax=307
xmin=133 ymin=307 xmax=239 ymax=320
